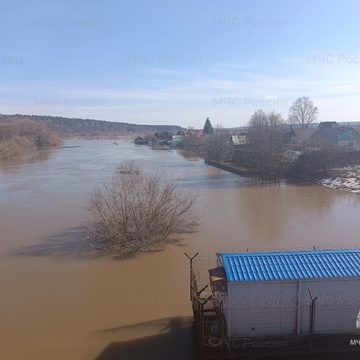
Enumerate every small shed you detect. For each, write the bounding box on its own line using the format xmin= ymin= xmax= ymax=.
xmin=230 ymin=134 xmax=248 ymax=146
xmin=338 ymin=127 xmax=360 ymax=149
xmin=185 ymin=129 xmax=203 ymax=138
xmin=172 ymin=134 xmax=183 ymax=145
xmin=212 ymin=249 xmax=360 ymax=338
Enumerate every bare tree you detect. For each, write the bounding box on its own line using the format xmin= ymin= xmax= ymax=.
xmin=288 ymin=97 xmax=318 ymax=128
xmin=178 ymin=135 xmax=204 ymax=156
xmin=117 ymin=160 xmax=140 ymax=174
xmin=87 ymin=162 xmax=199 ymax=257
xmin=248 ymin=110 xmax=284 ymax=180
xmin=268 ymin=111 xmax=283 ymax=127
xmin=204 ymin=125 xmax=233 ymax=162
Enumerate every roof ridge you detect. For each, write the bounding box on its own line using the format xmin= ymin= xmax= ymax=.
xmin=219 ymin=248 xmax=360 ymax=257
xmin=219 ymin=249 xmax=360 ymax=282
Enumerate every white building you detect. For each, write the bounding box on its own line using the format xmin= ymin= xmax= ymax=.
xmin=210 ymin=249 xmax=360 ymax=338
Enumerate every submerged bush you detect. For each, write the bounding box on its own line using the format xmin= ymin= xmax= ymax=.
xmin=0 ymin=118 xmax=61 ymax=161
xmin=86 ymin=162 xmax=199 ymax=257
xmin=0 ymin=136 xmax=35 ymax=161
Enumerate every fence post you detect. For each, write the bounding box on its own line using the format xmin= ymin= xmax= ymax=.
xmin=219 ymin=300 xmax=224 ymax=360
xmin=308 ymin=289 xmax=318 ymax=357
xmin=185 ymin=252 xmax=199 ymax=301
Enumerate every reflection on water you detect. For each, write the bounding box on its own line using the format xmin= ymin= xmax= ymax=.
xmin=12 ymin=227 xmax=97 ymax=260
xmin=1 ymin=139 xmax=360 ymax=359
xmin=0 ymin=146 xmax=55 ymax=174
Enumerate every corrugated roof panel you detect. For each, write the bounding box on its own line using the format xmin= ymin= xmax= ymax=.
xmin=219 ymin=249 xmax=360 ymax=282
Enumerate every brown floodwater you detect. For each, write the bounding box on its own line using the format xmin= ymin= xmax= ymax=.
xmin=1 ymin=139 xmax=360 ymax=360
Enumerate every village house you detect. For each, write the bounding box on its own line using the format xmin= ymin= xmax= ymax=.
xmin=171 ymin=134 xmax=183 ymax=146
xmin=229 ymin=128 xmax=249 ymax=147
xmin=230 ymin=133 xmax=249 ymax=147
xmin=288 ymin=122 xmax=360 ymax=149
xmin=185 ymin=129 xmax=203 ymax=138
xmin=289 ymin=127 xmax=318 ymax=145
xmin=312 ymin=122 xmax=360 ymax=149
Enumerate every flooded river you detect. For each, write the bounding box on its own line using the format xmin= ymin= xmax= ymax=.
xmin=1 ymin=139 xmax=360 ymax=360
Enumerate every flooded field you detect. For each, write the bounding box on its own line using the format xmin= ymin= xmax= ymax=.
xmin=1 ymin=139 xmax=360 ymax=360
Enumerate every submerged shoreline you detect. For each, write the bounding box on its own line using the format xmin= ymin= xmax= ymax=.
xmin=202 ymin=158 xmax=360 ymax=195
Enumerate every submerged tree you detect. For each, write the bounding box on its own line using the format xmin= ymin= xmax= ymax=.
xmin=87 ymin=162 xmax=199 ymax=258
xmin=248 ymin=110 xmax=284 ymax=180
xmin=288 ymin=97 xmax=318 ymax=128
xmin=204 ymin=125 xmax=233 ymax=162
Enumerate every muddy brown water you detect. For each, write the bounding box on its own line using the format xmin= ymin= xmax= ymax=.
xmin=1 ymin=139 xmax=360 ymax=360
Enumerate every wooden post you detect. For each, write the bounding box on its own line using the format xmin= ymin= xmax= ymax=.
xmin=199 ymin=301 xmax=204 ymax=359
xmin=200 ymin=295 xmax=213 ymax=360
xmin=185 ymin=252 xmax=199 ymax=301
xmin=296 ymin=279 xmax=302 ymax=335
xmin=308 ymin=289 xmax=318 ymax=357
xmin=196 ymin=285 xmax=208 ymax=298
xmin=219 ymin=300 xmax=224 ymax=360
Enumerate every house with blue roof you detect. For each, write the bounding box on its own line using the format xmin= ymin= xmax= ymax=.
xmin=209 ymin=249 xmax=360 ymax=338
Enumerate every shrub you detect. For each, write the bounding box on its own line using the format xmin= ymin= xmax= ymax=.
xmin=86 ymin=162 xmax=199 ymax=257
xmin=0 ymin=118 xmax=60 ymax=161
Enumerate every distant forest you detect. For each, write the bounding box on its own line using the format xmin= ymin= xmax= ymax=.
xmin=0 ymin=114 xmax=183 ymax=136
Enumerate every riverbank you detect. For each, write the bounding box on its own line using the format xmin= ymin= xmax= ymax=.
xmin=205 ymin=158 xmax=360 ymax=195
xmin=319 ymin=166 xmax=360 ymax=194
xmin=204 ymin=159 xmax=249 ymax=176
xmin=0 ymin=136 xmax=61 ymax=162
xmin=0 ymin=118 xmax=61 ymax=162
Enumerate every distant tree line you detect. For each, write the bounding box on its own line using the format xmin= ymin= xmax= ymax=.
xmin=0 ymin=114 xmax=184 ymax=136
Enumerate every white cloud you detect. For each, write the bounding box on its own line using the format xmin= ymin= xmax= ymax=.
xmin=1 ymin=57 xmax=360 ymax=127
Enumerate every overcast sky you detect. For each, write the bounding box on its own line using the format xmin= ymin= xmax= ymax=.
xmin=1 ymin=0 xmax=360 ymax=128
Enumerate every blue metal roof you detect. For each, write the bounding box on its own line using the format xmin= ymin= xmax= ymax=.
xmin=219 ymin=249 xmax=360 ymax=282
